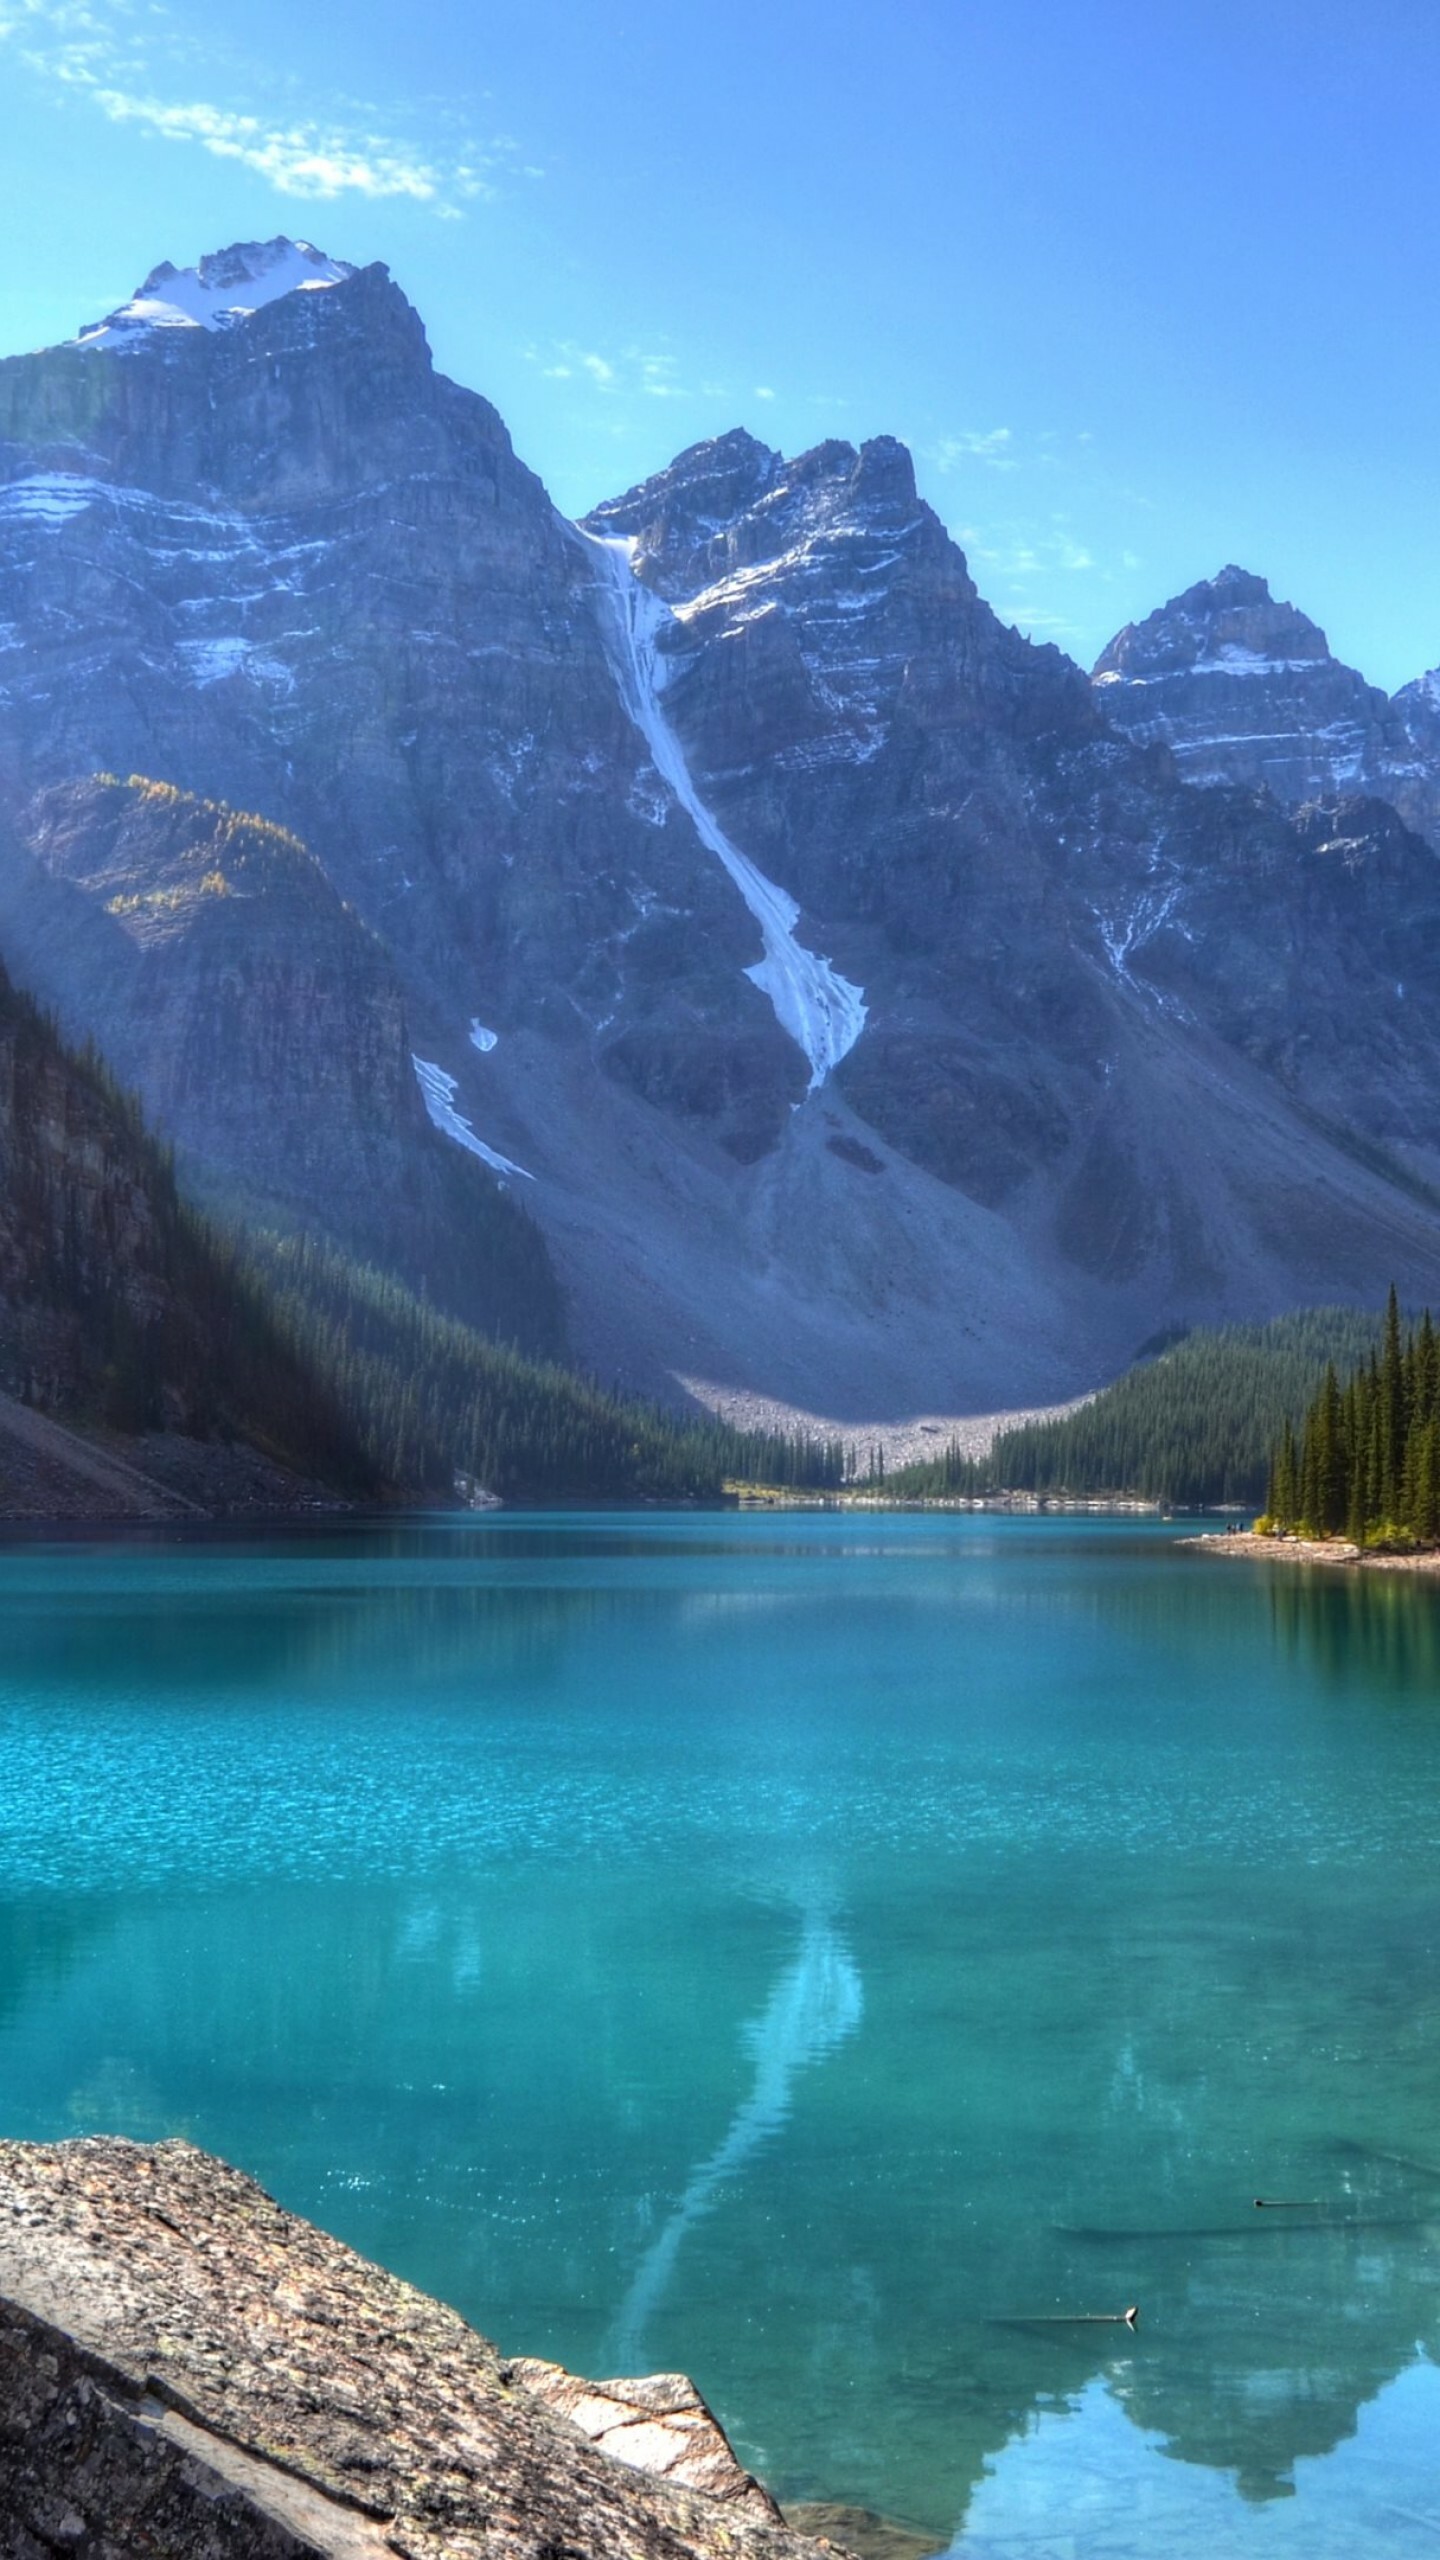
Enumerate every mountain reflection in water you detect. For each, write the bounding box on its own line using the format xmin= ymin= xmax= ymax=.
xmin=950 ymin=2359 xmax=1440 ymax=2560
xmin=610 ymin=1907 xmax=862 ymax=2371
xmin=0 ymin=1515 xmax=1438 ymax=2554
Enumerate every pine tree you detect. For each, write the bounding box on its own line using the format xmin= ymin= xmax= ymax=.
xmin=1379 ymin=1283 xmax=1406 ymax=1523
xmin=1271 ymin=1417 xmax=1298 ymax=1526
xmin=1315 ymin=1364 xmax=1346 ymax=1534
xmin=1404 ymin=1320 xmax=1424 ymax=1443
xmin=1404 ymin=1423 xmax=1424 ymax=1536
xmin=1267 ymin=1294 xmax=1440 ymax=1549
xmin=1298 ymin=1398 xmax=1321 ymax=1535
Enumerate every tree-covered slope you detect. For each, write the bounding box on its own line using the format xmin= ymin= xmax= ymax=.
xmin=0 ymin=774 xmax=566 ymax=1357
xmin=244 ymin=1233 xmax=846 ymax=1503
xmin=0 ymin=956 xmax=375 ymax=1488
xmin=887 ymin=1309 xmax=1384 ymax=1506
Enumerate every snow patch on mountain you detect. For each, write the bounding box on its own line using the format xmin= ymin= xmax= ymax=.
xmin=1098 ymin=653 xmax=1326 ymax=685
xmin=77 ymin=240 xmax=355 ymax=352
xmin=176 ymin=637 xmax=294 ymax=690
xmin=583 ymin=531 xmax=866 ymax=1090
xmin=1396 ymin=667 xmax=1440 ymax=716
xmin=1 ymin=474 xmax=259 ymax=550
xmin=412 ymin=1057 xmax=531 ymax=1180
xmin=0 ymin=475 xmax=108 ymax=524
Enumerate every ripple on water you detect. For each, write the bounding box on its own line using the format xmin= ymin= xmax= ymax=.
xmin=1 ymin=1517 xmax=1438 ymax=2554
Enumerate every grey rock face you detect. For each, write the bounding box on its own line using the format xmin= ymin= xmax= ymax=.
xmin=582 ymin=435 xmax=1440 ymax=1359
xmin=0 ymin=258 xmax=789 ymax=1183
xmin=1093 ymin=566 xmax=1440 ymax=852
xmin=0 ymin=260 xmax=756 ymax=1047
xmin=1092 ymin=566 xmax=1387 ymax=801
xmin=9 ymin=775 xmax=414 ymax=1210
xmin=3 ymin=247 xmax=1440 ymax=1418
xmin=0 ymin=2137 xmax=821 ymax=2560
xmin=1381 ymin=665 xmax=1440 ymax=848
xmin=586 ymin=429 xmax=1114 ymax=1215
xmin=0 ymin=776 xmax=562 ymax=1349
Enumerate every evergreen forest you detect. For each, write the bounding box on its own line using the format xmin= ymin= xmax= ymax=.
xmin=885 ymin=1309 xmax=1383 ymax=1507
xmin=0 ymin=963 xmax=848 ymax=1506
xmin=1263 ymin=1288 xmax=1440 ymax=1546
xmin=0 ymin=966 xmax=376 ymax=1489
xmin=242 ymin=1232 xmax=847 ymax=1504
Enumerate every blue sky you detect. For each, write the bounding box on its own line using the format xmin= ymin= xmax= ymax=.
xmin=1 ymin=0 xmax=1436 ymax=687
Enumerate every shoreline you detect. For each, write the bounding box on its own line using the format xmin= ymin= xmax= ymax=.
xmin=0 ymin=1490 xmax=1182 ymax=1533
xmin=731 ymin=1487 xmax=1165 ymax=1513
xmin=1183 ymin=1529 xmax=1440 ymax=1575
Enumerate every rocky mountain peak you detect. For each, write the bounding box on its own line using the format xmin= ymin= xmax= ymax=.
xmin=1093 ymin=565 xmax=1333 ymax=684
xmin=1089 ymin=565 xmax=1440 ymax=855
xmin=850 ymin=432 xmax=918 ymax=507
xmin=587 ymin=426 xmax=930 ymax=607
xmin=593 ymin=427 xmax=780 ymax=516
xmin=1089 ymin=562 xmax=1397 ymax=814
xmin=1207 ymin=563 xmax=1273 ymax=605
xmin=8 ymin=244 xmax=1440 ymax=1417
xmin=586 ymin=428 xmax=784 ymax=597
xmin=2 ymin=243 xmax=528 ymax=513
xmin=76 ymin=237 xmax=357 ymax=352
xmin=1393 ymin=664 xmax=1440 ymax=717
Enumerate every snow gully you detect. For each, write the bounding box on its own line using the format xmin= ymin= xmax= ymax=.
xmin=584 ymin=532 xmax=866 ymax=1091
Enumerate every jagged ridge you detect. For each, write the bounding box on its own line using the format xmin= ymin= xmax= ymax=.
xmin=3 ymin=245 xmax=1440 ymax=1419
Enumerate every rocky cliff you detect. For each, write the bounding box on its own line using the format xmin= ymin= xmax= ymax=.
xmin=1093 ymin=566 xmax=1440 ymax=851
xmin=0 ymin=2138 xmax=831 ymax=2560
xmin=582 ymin=433 xmax=1440 ymax=1361
xmin=3 ymin=241 xmax=1440 ymax=1421
xmin=0 ymin=774 xmax=562 ymax=1350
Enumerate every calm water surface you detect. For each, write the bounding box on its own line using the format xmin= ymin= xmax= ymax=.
xmin=1 ymin=1513 xmax=1438 ymax=2556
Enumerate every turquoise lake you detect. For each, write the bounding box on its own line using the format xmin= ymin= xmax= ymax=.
xmin=1 ymin=1512 xmax=1438 ymax=2556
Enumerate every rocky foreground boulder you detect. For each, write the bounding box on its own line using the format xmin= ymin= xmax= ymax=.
xmin=0 ymin=2138 xmax=835 ymax=2560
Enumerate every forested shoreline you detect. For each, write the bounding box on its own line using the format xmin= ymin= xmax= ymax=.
xmin=1261 ymin=1288 xmax=1440 ymax=1547
xmin=883 ymin=1311 xmax=1381 ymax=1509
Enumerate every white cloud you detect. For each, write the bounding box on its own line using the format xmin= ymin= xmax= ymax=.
xmin=948 ymin=514 xmax=1111 ymax=622
xmin=526 ymin=338 xmax=723 ymax=408
xmin=1008 ymin=605 xmax=1085 ymax=640
xmin=93 ymin=89 xmax=456 ymax=201
xmin=0 ymin=0 xmax=520 ymax=213
xmin=640 ymin=355 xmax=686 ymax=399
xmin=930 ymin=428 xmax=1016 ymax=473
xmin=754 ymin=384 xmax=776 ymax=401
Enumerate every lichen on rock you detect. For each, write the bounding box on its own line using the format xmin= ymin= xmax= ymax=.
xmin=0 ymin=2137 xmax=838 ymax=2560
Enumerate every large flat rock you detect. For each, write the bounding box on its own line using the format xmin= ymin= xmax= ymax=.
xmin=0 ymin=2138 xmax=836 ymax=2560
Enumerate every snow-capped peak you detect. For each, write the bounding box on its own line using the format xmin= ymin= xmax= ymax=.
xmin=76 ymin=239 xmax=356 ymax=352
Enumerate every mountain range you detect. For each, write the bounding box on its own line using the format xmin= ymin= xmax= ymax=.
xmin=2 ymin=236 xmax=1439 ymax=1427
